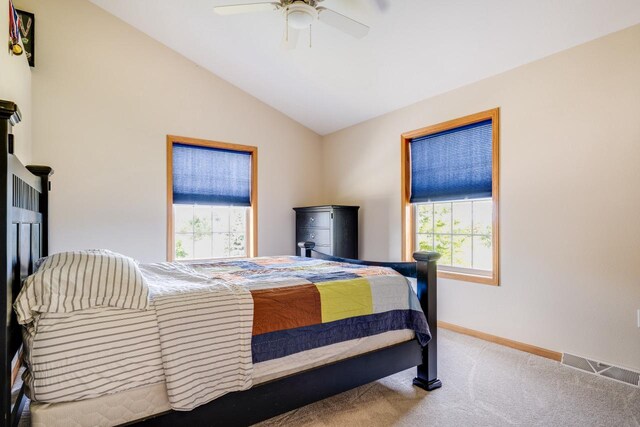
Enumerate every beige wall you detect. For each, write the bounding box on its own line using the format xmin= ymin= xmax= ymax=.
xmin=322 ymin=25 xmax=640 ymax=371
xmin=0 ymin=0 xmax=31 ymax=163
xmin=17 ymin=0 xmax=323 ymax=262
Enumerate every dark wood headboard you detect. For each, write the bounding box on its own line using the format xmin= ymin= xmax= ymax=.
xmin=0 ymin=100 xmax=53 ymax=427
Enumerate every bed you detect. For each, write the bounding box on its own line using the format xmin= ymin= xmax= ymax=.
xmin=0 ymin=100 xmax=441 ymax=427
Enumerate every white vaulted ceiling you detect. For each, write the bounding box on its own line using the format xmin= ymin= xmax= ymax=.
xmin=90 ymin=0 xmax=640 ymax=135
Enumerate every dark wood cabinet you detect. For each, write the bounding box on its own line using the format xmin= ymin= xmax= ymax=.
xmin=293 ymin=205 xmax=359 ymax=259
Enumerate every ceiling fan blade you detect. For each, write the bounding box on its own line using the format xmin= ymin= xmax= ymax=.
xmin=282 ymin=28 xmax=300 ymax=50
xmin=317 ymin=7 xmax=369 ymax=39
xmin=214 ymin=2 xmax=279 ymax=15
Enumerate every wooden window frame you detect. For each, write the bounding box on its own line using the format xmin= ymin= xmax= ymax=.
xmin=401 ymin=108 xmax=500 ymax=286
xmin=166 ymin=135 xmax=258 ymax=261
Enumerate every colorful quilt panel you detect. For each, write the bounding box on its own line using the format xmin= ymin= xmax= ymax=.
xmin=190 ymin=256 xmax=430 ymax=363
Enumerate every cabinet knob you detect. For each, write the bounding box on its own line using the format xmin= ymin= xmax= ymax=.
xmin=310 ymin=233 xmax=315 ymax=239
xmin=310 ymin=217 xmax=315 ymax=222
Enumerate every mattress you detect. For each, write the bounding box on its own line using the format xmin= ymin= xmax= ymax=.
xmin=30 ymin=329 xmax=415 ymax=427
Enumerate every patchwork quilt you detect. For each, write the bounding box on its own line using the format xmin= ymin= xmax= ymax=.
xmin=190 ymin=256 xmax=431 ymax=363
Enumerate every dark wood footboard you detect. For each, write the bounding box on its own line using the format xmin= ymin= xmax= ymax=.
xmin=298 ymin=241 xmax=442 ymax=391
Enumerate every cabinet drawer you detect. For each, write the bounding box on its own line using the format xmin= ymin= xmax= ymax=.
xmin=296 ymin=228 xmax=331 ymax=246
xmin=297 ymin=212 xmax=331 ymax=229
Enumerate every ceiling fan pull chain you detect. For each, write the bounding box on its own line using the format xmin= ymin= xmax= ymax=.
xmin=285 ymin=7 xmax=289 ymax=41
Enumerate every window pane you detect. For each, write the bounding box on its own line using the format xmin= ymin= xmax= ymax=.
xmin=433 ymin=203 xmax=452 ymax=234
xmin=452 ymin=201 xmax=472 ymax=234
xmin=416 ymin=234 xmax=434 ymax=252
xmin=193 ymin=206 xmax=213 ymax=240
xmin=229 ymin=233 xmax=246 ymax=257
xmin=230 ymin=208 xmax=247 ymax=233
xmin=413 ymin=198 xmax=494 ymax=275
xmin=434 ymin=234 xmax=452 ymax=266
xmin=473 ymin=199 xmax=492 ymax=236
xmin=416 ymin=204 xmax=433 ymax=233
xmin=175 ymin=205 xmax=248 ymax=260
xmin=174 ymin=205 xmax=194 ymax=234
xmin=211 ymin=207 xmax=230 ymax=232
xmin=175 ymin=233 xmax=193 ymax=260
xmin=452 ymin=235 xmax=472 ymax=268
xmin=212 ymin=232 xmax=229 ymax=258
xmin=473 ymin=235 xmax=493 ymax=271
xmin=194 ymin=233 xmax=213 ymax=259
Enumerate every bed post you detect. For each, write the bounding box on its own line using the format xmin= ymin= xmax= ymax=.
xmin=0 ymin=101 xmax=20 ymax=427
xmin=25 ymin=166 xmax=53 ymax=257
xmin=412 ymin=251 xmax=442 ymax=391
xmin=298 ymin=241 xmax=315 ymax=257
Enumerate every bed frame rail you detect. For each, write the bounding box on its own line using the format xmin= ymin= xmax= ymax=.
xmin=0 ymin=100 xmax=53 ymax=427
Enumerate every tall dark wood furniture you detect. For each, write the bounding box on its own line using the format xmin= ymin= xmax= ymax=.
xmin=0 ymin=100 xmax=52 ymax=427
xmin=294 ymin=205 xmax=359 ymax=258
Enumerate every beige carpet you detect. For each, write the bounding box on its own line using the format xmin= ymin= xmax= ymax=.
xmin=257 ymin=329 xmax=640 ymax=427
xmin=18 ymin=329 xmax=640 ymax=426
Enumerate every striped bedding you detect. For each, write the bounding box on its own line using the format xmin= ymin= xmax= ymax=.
xmin=22 ymin=308 xmax=165 ymax=402
xmin=22 ymin=262 xmax=254 ymax=411
xmin=15 ymin=250 xmax=149 ymax=324
xmin=19 ymin=256 xmax=430 ymax=410
xmin=141 ymin=263 xmax=253 ymax=410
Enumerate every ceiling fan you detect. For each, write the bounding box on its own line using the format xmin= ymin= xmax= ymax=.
xmin=213 ymin=0 xmax=386 ymax=48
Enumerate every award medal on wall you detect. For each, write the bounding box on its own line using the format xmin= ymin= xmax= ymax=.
xmin=8 ymin=0 xmax=23 ymax=56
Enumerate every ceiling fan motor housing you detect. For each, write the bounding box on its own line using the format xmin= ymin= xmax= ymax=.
xmin=286 ymin=1 xmax=318 ymax=29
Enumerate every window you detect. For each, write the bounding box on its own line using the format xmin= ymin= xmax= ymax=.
xmin=173 ymin=205 xmax=248 ymax=260
xmin=167 ymin=136 xmax=257 ymax=261
xmin=415 ymin=199 xmax=492 ymax=272
xmin=401 ymin=109 xmax=499 ymax=285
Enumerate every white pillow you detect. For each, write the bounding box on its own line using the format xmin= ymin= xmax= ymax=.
xmin=15 ymin=250 xmax=149 ymax=324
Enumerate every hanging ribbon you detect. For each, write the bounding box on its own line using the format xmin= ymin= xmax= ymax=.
xmin=9 ymin=0 xmax=23 ymax=55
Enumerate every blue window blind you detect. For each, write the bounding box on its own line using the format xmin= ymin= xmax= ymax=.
xmin=410 ymin=119 xmax=493 ymax=203
xmin=172 ymin=143 xmax=252 ymax=206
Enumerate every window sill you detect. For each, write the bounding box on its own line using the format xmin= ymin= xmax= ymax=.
xmin=438 ymin=270 xmax=499 ymax=286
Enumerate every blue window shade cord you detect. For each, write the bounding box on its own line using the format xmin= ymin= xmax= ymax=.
xmin=172 ymin=143 xmax=252 ymax=206
xmin=410 ymin=120 xmax=492 ymax=203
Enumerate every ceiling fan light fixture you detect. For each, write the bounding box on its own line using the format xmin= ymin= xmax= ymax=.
xmin=286 ymin=3 xmax=317 ymax=29
xmin=287 ymin=10 xmax=312 ymax=29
